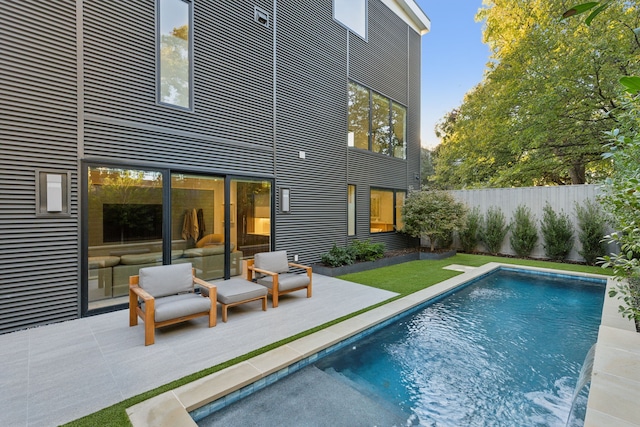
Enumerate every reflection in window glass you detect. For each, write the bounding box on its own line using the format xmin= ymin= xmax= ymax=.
xmin=159 ymin=0 xmax=190 ymax=108
xmin=348 ymin=185 xmax=356 ymax=236
xmin=233 ymin=179 xmax=272 ymax=259
xmin=348 ymin=82 xmax=370 ymax=150
xmin=171 ymin=174 xmax=226 ymax=281
xmin=87 ymin=167 xmax=163 ymax=309
xmin=391 ymin=103 xmax=407 ymax=159
xmin=333 ymin=0 xmax=366 ymax=39
xmin=371 ymin=93 xmax=391 ymax=155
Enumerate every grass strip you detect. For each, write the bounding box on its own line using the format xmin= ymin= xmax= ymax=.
xmin=63 ymin=254 xmax=610 ymax=426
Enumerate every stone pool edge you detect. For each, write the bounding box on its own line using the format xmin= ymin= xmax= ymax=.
xmin=125 ymin=263 xmax=615 ymax=427
xmin=584 ymin=277 xmax=640 ymax=427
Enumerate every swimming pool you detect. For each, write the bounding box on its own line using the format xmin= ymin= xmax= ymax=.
xmin=193 ymin=267 xmax=605 ymax=426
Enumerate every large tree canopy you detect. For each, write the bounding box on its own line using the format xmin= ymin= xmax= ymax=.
xmin=432 ymin=0 xmax=640 ymax=188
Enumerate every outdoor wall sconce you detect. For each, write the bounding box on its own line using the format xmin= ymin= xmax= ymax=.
xmin=36 ymin=170 xmax=71 ymax=216
xmin=254 ymin=6 xmax=269 ymax=28
xmin=281 ymin=187 xmax=290 ymax=213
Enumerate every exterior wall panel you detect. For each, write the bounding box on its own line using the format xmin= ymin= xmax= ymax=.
xmin=274 ymin=0 xmax=350 ymax=262
xmin=83 ymin=0 xmax=275 ymax=163
xmin=349 ymin=0 xmax=409 ymax=104
xmin=0 ymin=0 xmax=79 ymax=333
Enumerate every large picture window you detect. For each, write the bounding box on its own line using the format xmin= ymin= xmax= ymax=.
xmin=348 ymin=81 xmax=407 ymax=159
xmin=158 ymin=0 xmax=191 ymax=109
xmin=370 ymin=188 xmax=406 ymax=233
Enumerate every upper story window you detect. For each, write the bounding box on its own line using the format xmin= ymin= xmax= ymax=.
xmin=333 ymin=0 xmax=367 ymax=39
xmin=158 ymin=0 xmax=192 ymax=109
xmin=348 ymin=81 xmax=407 ymax=159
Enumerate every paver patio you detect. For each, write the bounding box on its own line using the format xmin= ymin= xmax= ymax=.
xmin=0 ymin=274 xmax=396 ymax=427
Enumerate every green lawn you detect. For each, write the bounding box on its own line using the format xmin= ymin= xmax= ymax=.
xmin=65 ymin=254 xmax=610 ymax=426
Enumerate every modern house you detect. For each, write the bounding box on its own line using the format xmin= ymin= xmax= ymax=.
xmin=0 ymin=0 xmax=430 ymax=333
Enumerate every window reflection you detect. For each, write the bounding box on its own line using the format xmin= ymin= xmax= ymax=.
xmin=87 ymin=167 xmax=163 ymax=309
xmin=159 ymin=0 xmax=190 ymax=108
xmin=348 ymin=81 xmax=407 ymax=159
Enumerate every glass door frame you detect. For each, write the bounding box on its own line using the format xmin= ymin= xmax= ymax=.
xmin=81 ymin=161 xmax=274 ymax=317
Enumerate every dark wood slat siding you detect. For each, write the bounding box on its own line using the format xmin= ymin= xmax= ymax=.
xmin=345 ymin=2 xmax=421 ymax=252
xmin=83 ymin=0 xmax=275 ymax=164
xmin=349 ymin=0 xmax=409 ymax=104
xmin=407 ymin=29 xmax=421 ymax=189
xmin=273 ymin=0 xmax=350 ymax=262
xmin=0 ymin=0 xmax=79 ymax=333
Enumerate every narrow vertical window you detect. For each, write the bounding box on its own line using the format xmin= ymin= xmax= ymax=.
xmin=395 ymin=191 xmax=405 ymax=230
xmin=348 ymin=82 xmax=370 ymax=150
xmin=391 ymin=103 xmax=407 ymax=159
xmin=158 ymin=0 xmax=191 ymax=109
xmin=348 ymin=185 xmax=356 ymax=236
xmin=371 ymin=93 xmax=391 ymax=155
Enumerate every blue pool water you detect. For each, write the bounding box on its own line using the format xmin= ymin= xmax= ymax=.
xmin=315 ymin=269 xmax=605 ymax=426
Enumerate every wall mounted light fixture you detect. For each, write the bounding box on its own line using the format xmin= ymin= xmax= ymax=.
xmin=36 ymin=170 xmax=71 ymax=216
xmin=281 ymin=187 xmax=290 ymax=213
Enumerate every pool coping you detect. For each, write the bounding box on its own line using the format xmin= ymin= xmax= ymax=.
xmin=126 ymin=263 xmax=618 ymax=426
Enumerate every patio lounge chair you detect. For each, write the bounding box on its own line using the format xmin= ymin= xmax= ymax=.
xmin=129 ymin=263 xmax=217 ymax=346
xmin=246 ymin=250 xmax=312 ymax=308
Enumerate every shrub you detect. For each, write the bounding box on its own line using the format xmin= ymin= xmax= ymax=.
xmin=401 ymin=190 xmax=467 ymax=252
xmin=509 ymin=205 xmax=538 ymax=258
xmin=350 ymin=239 xmax=385 ymax=262
xmin=481 ymin=206 xmax=508 ymax=255
xmin=540 ymin=203 xmax=574 ymax=261
xmin=320 ymin=243 xmax=355 ymax=267
xmin=459 ymin=206 xmax=482 ymax=253
xmin=320 ymin=240 xmax=385 ymax=267
xmin=575 ymin=199 xmax=608 ymax=265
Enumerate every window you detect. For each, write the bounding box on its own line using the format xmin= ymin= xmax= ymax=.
xmin=348 ymin=185 xmax=356 ymax=236
xmin=371 ymin=92 xmax=391 ymax=155
xmin=158 ymin=0 xmax=191 ymax=109
xmin=333 ymin=0 xmax=367 ymax=39
xmin=348 ymin=82 xmax=369 ymax=150
xmin=348 ymin=81 xmax=407 ymax=159
xmin=370 ymin=188 xmax=405 ymax=233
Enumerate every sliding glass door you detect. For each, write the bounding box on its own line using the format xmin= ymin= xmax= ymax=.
xmin=85 ymin=166 xmax=273 ymax=313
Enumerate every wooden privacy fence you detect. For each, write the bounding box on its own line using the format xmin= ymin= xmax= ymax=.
xmin=450 ymin=184 xmax=618 ymax=262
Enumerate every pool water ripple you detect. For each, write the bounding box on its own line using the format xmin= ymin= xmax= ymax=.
xmin=314 ymin=270 xmax=604 ymax=426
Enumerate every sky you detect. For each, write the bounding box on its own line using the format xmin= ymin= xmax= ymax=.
xmin=415 ymin=0 xmax=492 ymax=149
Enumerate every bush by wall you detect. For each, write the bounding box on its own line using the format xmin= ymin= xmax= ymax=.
xmin=509 ymin=205 xmax=538 ymax=258
xmin=540 ymin=203 xmax=574 ymax=261
xmin=320 ymin=240 xmax=385 ymax=267
xmin=575 ymin=199 xmax=607 ymax=265
xmin=481 ymin=206 xmax=508 ymax=255
xmin=459 ymin=206 xmax=482 ymax=253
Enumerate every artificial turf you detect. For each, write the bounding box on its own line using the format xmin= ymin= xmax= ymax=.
xmin=63 ymin=254 xmax=610 ymax=426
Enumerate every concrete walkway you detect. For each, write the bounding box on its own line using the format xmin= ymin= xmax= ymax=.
xmin=0 ymin=274 xmax=397 ymax=427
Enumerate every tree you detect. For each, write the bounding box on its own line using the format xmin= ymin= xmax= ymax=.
xmin=575 ymin=199 xmax=608 ymax=265
xmin=433 ymin=0 xmax=640 ymax=189
xmin=401 ymin=190 xmax=467 ymax=252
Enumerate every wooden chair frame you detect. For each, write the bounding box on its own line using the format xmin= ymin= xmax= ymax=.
xmin=129 ymin=269 xmax=217 ymax=346
xmin=246 ymin=259 xmax=312 ymax=308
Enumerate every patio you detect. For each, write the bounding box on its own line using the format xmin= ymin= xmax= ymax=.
xmin=0 ymin=274 xmax=396 ymax=427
